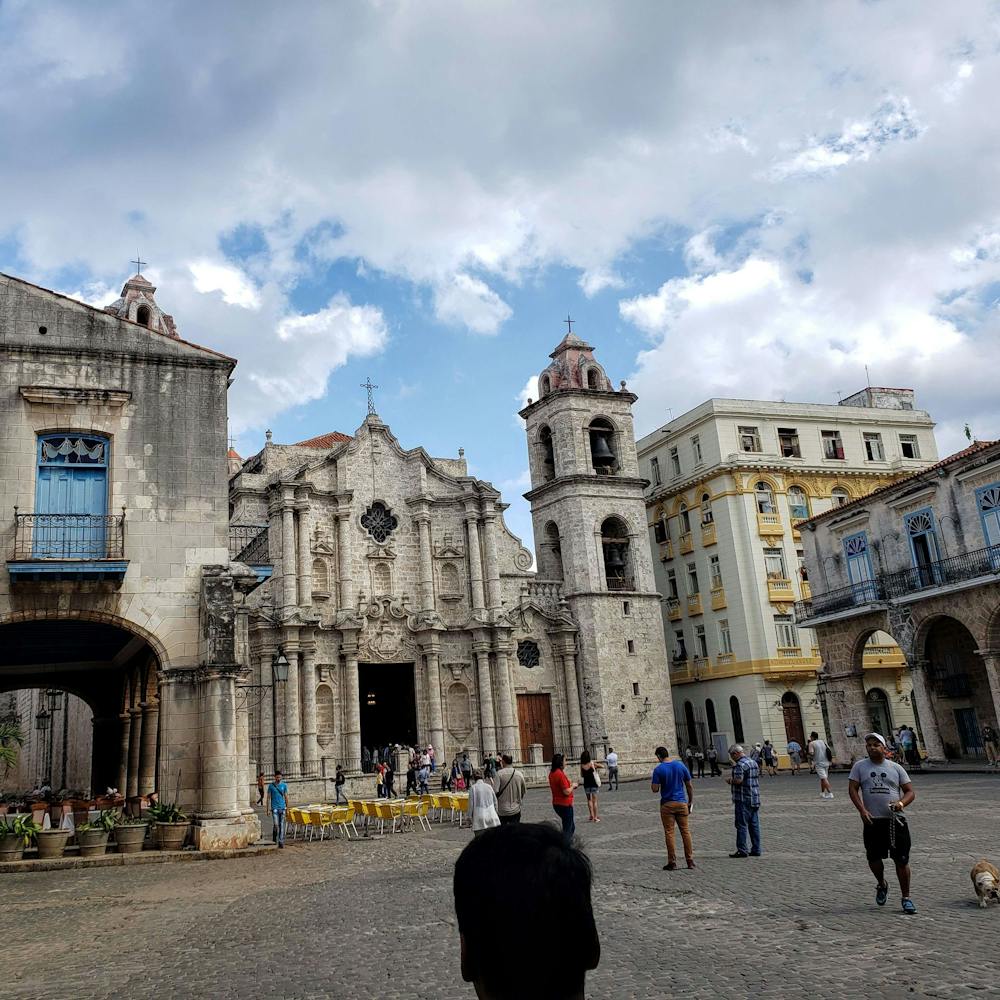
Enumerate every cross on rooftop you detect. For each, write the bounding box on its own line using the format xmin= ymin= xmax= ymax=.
xmin=131 ymin=253 xmax=147 ymax=275
xmin=564 ymin=315 xmax=574 ymax=334
xmin=361 ymin=377 xmax=379 ymax=415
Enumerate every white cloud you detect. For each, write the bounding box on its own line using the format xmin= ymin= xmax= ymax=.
xmin=190 ymin=261 xmax=261 ymax=309
xmin=433 ymin=273 xmax=512 ymax=335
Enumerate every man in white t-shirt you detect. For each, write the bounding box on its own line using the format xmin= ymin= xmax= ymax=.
xmin=807 ymin=731 xmax=834 ymax=799
xmin=605 ymin=748 xmax=619 ymax=790
xmin=848 ymin=732 xmax=917 ymax=915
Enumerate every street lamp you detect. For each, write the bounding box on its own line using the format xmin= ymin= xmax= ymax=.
xmin=272 ymin=650 xmax=290 ymax=683
xmin=34 ymin=708 xmax=50 ymax=732
xmin=239 ymin=649 xmax=291 ymax=776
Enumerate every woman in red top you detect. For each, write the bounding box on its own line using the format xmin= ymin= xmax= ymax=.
xmin=549 ymin=753 xmax=578 ymax=842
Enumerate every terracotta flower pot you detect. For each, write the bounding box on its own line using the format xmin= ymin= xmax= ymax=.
xmin=113 ymin=824 xmax=148 ymax=854
xmin=77 ymin=829 xmax=110 ymax=858
xmin=0 ymin=834 xmax=24 ymax=862
xmin=35 ymin=828 xmax=71 ymax=860
xmin=155 ymin=822 xmax=189 ymax=851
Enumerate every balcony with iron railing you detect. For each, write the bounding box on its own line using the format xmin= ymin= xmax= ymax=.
xmin=796 ymin=543 xmax=1000 ymax=625
xmin=229 ymin=523 xmax=273 ymax=589
xmin=8 ymin=510 xmax=128 ymax=582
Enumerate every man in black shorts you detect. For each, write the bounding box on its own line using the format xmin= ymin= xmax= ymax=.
xmin=848 ymin=732 xmax=916 ymax=914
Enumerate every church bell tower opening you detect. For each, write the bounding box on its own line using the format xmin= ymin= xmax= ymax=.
xmin=358 ymin=662 xmax=418 ymax=753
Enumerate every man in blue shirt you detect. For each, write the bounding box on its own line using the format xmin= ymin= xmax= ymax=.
xmin=650 ymin=746 xmax=694 ymax=870
xmin=266 ymin=769 xmax=290 ymax=848
xmin=726 ymin=745 xmax=762 ymax=858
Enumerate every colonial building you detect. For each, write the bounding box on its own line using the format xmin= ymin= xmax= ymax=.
xmin=230 ymin=329 xmax=675 ymax=797
xmin=797 ymin=439 xmax=1000 ymax=763
xmin=0 ymin=271 xmax=261 ymax=848
xmin=636 ymin=392 xmax=938 ymax=761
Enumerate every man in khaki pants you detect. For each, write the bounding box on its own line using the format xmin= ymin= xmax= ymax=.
xmin=651 ymin=746 xmax=695 ymax=870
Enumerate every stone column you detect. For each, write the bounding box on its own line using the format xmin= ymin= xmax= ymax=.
xmin=198 ymin=667 xmax=242 ymax=819
xmin=282 ymin=642 xmax=301 ymax=776
xmin=823 ymin=670 xmax=868 ymax=764
xmin=126 ymin=707 xmax=142 ymax=799
xmin=296 ymin=494 xmax=312 ymax=607
xmin=117 ymin=712 xmax=131 ymax=793
xmin=234 ymin=686 xmax=252 ymax=809
xmin=416 ymin=514 xmax=435 ymax=611
xmin=909 ymin=660 xmax=946 ymax=761
xmin=482 ymin=508 xmax=502 ymax=612
xmin=337 ymin=510 xmax=353 ymax=611
xmin=424 ymin=644 xmax=444 ymax=757
xmin=300 ymin=643 xmax=319 ymax=775
xmin=255 ymin=647 xmax=276 ymax=773
xmin=561 ymin=651 xmax=585 ymax=756
xmin=343 ymin=638 xmax=361 ymax=771
xmin=281 ymin=493 xmax=297 ymax=611
xmin=493 ymin=644 xmax=517 ymax=755
xmin=465 ymin=510 xmax=486 ymax=614
xmin=976 ymin=651 xmax=1000 ymax=728
xmin=138 ymin=701 xmax=159 ymax=796
xmin=474 ymin=644 xmax=496 ymax=753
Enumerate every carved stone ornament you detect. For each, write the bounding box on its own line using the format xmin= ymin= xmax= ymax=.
xmin=357 ymin=595 xmax=419 ymax=662
xmin=433 ymin=531 xmax=465 ymax=559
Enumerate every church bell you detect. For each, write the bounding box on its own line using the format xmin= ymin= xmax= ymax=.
xmin=604 ymin=543 xmax=626 ymax=572
xmin=590 ymin=433 xmax=615 ymax=467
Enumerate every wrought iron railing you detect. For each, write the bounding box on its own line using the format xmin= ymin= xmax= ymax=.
xmin=796 ymin=543 xmax=1000 ymax=622
xmin=11 ymin=512 xmax=125 ymax=560
xmin=229 ymin=523 xmax=270 ymax=565
xmin=606 ymin=576 xmax=636 ymax=591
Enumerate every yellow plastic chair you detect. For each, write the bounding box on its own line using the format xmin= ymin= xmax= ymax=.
xmin=331 ymin=805 xmax=358 ymax=839
xmin=406 ymin=798 xmax=432 ymax=832
xmin=454 ymin=795 xmax=469 ymax=828
xmin=286 ymin=806 xmax=303 ymax=841
xmin=312 ymin=808 xmax=335 ymax=841
xmin=436 ymin=793 xmax=453 ymax=824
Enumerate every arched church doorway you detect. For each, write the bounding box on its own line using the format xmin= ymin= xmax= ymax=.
xmin=0 ymin=617 xmax=161 ymax=796
xmin=866 ymin=688 xmax=893 ymax=739
xmin=781 ymin=691 xmax=806 ymax=747
xmin=358 ymin=662 xmax=417 ymax=756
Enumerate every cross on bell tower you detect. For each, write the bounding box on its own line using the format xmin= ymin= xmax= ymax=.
xmin=360 ymin=377 xmax=379 ymax=415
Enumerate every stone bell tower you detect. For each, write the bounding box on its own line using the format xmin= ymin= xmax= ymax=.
xmin=520 ymin=326 xmax=675 ymax=767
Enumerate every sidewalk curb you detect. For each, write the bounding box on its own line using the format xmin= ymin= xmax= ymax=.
xmin=0 ymin=843 xmax=277 ymax=875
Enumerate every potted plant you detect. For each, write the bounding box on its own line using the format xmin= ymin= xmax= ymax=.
xmin=147 ymin=802 xmax=189 ymax=850
xmin=35 ymin=824 xmax=72 ymax=860
xmin=112 ymin=815 xmax=149 ymax=855
xmin=0 ymin=815 xmax=42 ymax=862
xmin=77 ymin=809 xmax=118 ymax=858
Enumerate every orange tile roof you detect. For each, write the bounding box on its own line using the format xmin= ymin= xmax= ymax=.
xmin=293 ymin=431 xmax=352 ymax=449
xmin=802 ymin=439 xmax=999 ymax=526
xmin=227 ymin=448 xmax=242 ymax=460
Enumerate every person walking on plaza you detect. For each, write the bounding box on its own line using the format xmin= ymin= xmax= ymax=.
xmin=549 ymin=753 xmax=579 ymax=842
xmin=383 ymin=761 xmax=395 ymax=798
xmin=375 ymin=763 xmax=385 ymax=798
xmin=684 ymin=745 xmax=696 ymax=775
xmin=406 ymin=759 xmax=418 ymax=797
xmin=580 ymin=750 xmax=602 ymax=823
xmin=694 ymin=746 xmax=705 ymax=778
xmin=256 ymin=771 xmax=265 ymax=806
xmin=848 ymin=732 xmax=917 ymax=915
xmin=651 ymin=745 xmax=695 ymax=870
xmin=427 ymin=743 xmax=436 ymax=773
xmin=494 ymin=754 xmax=527 ymax=825
xmin=983 ymin=724 xmax=999 ymax=767
xmin=469 ymin=769 xmax=501 ymax=837
xmin=707 ymin=745 xmax=722 ymax=776
xmin=605 ymin=747 xmax=619 ymax=789
xmin=266 ymin=769 xmax=290 ymax=848
xmin=807 ymin=731 xmax=834 ymax=799
xmin=460 ymin=753 xmax=473 ymax=788
xmin=761 ymin=740 xmax=778 ymax=776
xmin=787 ymin=738 xmax=803 ymax=774
xmin=726 ymin=745 xmax=762 ymax=858
xmin=418 ymin=760 xmax=430 ymax=795
xmin=334 ymin=764 xmax=346 ymax=805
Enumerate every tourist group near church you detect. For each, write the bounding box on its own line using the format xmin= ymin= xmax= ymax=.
xmin=1 ymin=266 xmax=999 ymax=858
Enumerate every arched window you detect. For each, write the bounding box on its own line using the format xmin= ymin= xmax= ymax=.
xmin=136 ymin=304 xmax=151 ymax=327
xmin=539 ymin=426 xmax=555 ymax=482
xmin=705 ymin=697 xmax=718 ymax=734
xmin=729 ymin=695 xmax=744 ymax=744
xmin=601 ymin=516 xmax=631 ymax=590
xmin=589 ymin=418 xmax=617 ymax=474
xmin=587 ymin=368 xmax=601 ymax=390
xmin=754 ymin=481 xmax=775 ymax=514
xmin=543 ymin=521 xmax=564 ymax=580
xmin=831 ymin=486 xmax=850 ymax=507
xmin=787 ymin=485 xmax=809 ymax=521
xmin=540 ymin=375 xmax=551 ymax=396
xmin=701 ymin=492 xmax=713 ymax=525
xmin=684 ymin=700 xmax=698 ymax=747
xmin=679 ymin=503 xmax=691 ymax=534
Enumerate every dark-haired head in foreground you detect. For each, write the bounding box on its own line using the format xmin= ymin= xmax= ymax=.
xmin=454 ymin=822 xmax=600 ymax=999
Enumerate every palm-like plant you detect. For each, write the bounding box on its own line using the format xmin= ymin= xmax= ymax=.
xmin=1 ymin=721 xmax=25 ymax=775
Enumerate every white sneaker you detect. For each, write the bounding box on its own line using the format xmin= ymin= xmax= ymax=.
xmin=824 ymin=791 xmax=834 ymax=799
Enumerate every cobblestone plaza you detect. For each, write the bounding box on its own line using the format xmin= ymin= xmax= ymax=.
xmin=2 ymin=772 xmax=997 ymax=999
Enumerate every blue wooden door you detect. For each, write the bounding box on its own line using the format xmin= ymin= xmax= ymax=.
xmin=35 ymin=436 xmax=108 ymax=558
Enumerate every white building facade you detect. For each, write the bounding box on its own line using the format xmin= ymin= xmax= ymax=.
xmin=637 ymin=390 xmax=938 ymax=762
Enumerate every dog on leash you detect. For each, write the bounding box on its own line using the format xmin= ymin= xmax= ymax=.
xmin=970 ymin=860 xmax=1000 ymax=908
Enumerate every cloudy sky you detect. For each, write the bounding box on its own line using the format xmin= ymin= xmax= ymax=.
xmin=2 ymin=1 xmax=998 ymax=550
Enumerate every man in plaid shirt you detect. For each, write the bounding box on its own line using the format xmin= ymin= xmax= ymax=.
xmin=725 ymin=745 xmax=762 ymax=858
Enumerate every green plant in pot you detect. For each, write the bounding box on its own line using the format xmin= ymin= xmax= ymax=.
xmin=113 ymin=815 xmax=150 ymax=855
xmin=0 ymin=815 xmax=42 ymax=862
xmin=147 ymin=802 xmax=189 ymax=851
xmin=76 ymin=809 xmax=118 ymax=858
xmin=34 ymin=821 xmax=72 ymax=860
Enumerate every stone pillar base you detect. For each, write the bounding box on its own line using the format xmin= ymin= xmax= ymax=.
xmin=193 ymin=813 xmax=262 ymax=851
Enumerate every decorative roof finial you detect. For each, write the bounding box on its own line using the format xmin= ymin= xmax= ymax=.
xmin=361 ymin=377 xmax=379 ymax=415
xmin=265 ymin=429 xmax=273 ymax=444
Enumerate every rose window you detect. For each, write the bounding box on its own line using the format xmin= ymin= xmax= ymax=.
xmin=361 ymin=501 xmax=398 ymax=543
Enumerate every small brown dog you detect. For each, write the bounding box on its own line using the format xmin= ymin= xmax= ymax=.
xmin=970 ymin=860 xmax=1000 ymax=908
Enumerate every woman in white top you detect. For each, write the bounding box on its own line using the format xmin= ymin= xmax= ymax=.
xmin=468 ymin=768 xmax=501 ymax=837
